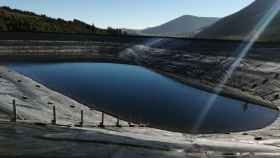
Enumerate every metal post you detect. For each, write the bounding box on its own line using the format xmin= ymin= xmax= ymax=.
xmin=11 ymin=99 xmax=16 ymax=122
xmin=80 ymin=110 xmax=84 ymax=127
xmin=116 ymin=117 xmax=121 ymax=127
xmin=52 ymin=106 xmax=56 ymax=125
xmin=99 ymin=112 xmax=105 ymax=128
xmin=128 ymin=116 xmax=134 ymax=127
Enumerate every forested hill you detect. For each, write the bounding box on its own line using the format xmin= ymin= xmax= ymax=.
xmin=0 ymin=6 xmax=122 ymax=35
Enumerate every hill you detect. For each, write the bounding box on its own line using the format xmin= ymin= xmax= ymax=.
xmin=0 ymin=6 xmax=122 ymax=35
xmin=142 ymin=15 xmax=219 ymax=37
xmin=196 ymin=0 xmax=280 ymax=41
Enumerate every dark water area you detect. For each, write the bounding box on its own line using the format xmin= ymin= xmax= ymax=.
xmin=8 ymin=62 xmax=279 ymax=133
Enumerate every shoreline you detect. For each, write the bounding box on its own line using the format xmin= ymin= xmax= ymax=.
xmin=5 ymin=57 xmax=279 ymax=111
xmin=1 ymin=60 xmax=276 ymax=116
xmin=155 ymin=69 xmax=279 ymax=111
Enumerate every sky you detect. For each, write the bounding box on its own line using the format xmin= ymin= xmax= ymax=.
xmin=0 ymin=0 xmax=254 ymax=29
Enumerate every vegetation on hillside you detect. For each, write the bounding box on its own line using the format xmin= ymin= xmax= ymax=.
xmin=0 ymin=6 xmax=124 ymax=35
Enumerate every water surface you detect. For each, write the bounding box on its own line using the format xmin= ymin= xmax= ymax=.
xmin=8 ymin=62 xmax=279 ymax=133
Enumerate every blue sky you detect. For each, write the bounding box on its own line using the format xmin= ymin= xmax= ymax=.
xmin=0 ymin=0 xmax=254 ymax=29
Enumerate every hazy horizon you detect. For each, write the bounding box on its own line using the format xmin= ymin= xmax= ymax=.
xmin=0 ymin=0 xmax=254 ymax=29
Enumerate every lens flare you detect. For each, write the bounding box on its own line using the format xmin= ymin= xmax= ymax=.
xmin=193 ymin=1 xmax=280 ymax=133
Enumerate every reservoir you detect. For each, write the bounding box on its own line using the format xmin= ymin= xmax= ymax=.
xmin=8 ymin=62 xmax=279 ymax=133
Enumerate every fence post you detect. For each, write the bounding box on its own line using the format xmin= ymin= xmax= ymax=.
xmin=11 ymin=99 xmax=17 ymax=122
xmin=128 ymin=117 xmax=135 ymax=127
xmin=116 ymin=117 xmax=121 ymax=127
xmin=52 ymin=106 xmax=56 ymax=125
xmin=98 ymin=112 xmax=105 ymax=128
xmin=80 ymin=110 xmax=84 ymax=127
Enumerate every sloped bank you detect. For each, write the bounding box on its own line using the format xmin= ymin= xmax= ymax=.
xmin=0 ymin=40 xmax=130 ymax=63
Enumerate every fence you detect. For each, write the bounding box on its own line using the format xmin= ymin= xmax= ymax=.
xmin=9 ymin=99 xmax=147 ymax=128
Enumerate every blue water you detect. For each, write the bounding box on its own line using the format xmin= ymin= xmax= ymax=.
xmin=8 ymin=62 xmax=279 ymax=133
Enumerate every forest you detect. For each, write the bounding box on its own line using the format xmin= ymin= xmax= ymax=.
xmin=0 ymin=6 xmax=124 ymax=35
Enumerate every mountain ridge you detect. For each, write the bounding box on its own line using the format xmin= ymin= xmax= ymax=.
xmin=141 ymin=15 xmax=219 ymax=37
xmin=196 ymin=0 xmax=280 ymax=41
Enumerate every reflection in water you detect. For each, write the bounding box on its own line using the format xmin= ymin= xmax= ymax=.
xmin=9 ymin=63 xmax=279 ymax=133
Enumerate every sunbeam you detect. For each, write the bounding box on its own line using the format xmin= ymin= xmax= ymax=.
xmin=192 ymin=0 xmax=280 ymax=133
